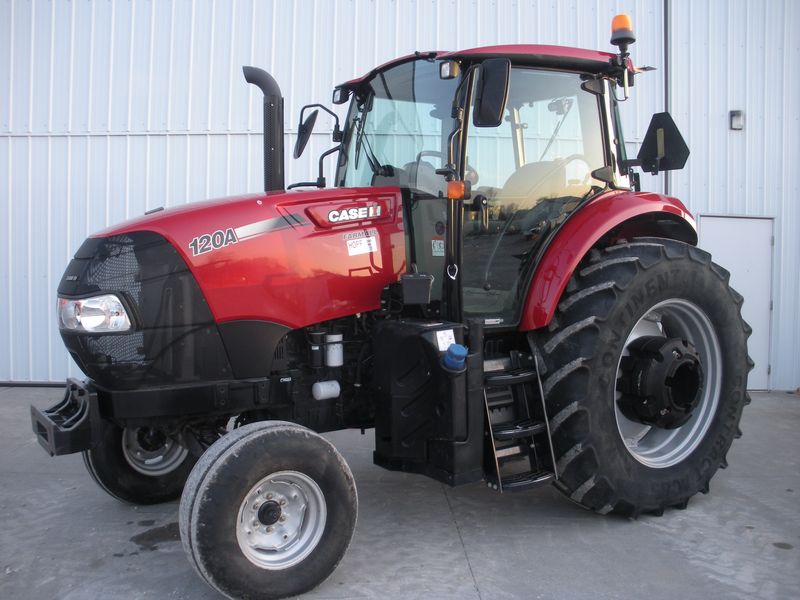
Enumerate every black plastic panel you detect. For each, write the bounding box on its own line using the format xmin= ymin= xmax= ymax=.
xmin=102 ymin=378 xmax=270 ymax=421
xmin=371 ymin=319 xmax=484 ymax=485
xmin=218 ymin=320 xmax=291 ymax=379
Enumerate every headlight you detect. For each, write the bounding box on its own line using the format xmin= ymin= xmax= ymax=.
xmin=58 ymin=295 xmax=132 ymax=333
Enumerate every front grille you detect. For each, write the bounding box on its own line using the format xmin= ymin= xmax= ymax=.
xmin=83 ymin=235 xmax=142 ymax=297
xmin=58 ymin=232 xmax=232 ymax=390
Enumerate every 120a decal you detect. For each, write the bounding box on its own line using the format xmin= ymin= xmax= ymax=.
xmin=189 ymin=228 xmax=238 ymax=256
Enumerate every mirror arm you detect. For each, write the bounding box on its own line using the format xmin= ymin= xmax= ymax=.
xmin=621 ymin=158 xmax=641 ymax=169
xmin=287 ymin=145 xmax=341 ymax=190
xmin=439 ymin=65 xmax=478 ymax=177
xmin=299 ymin=103 xmax=343 ymax=141
xmin=621 ymin=157 xmax=662 ymax=176
xmin=442 ymin=121 xmax=465 ymax=182
xmin=316 ymin=145 xmax=341 ymax=187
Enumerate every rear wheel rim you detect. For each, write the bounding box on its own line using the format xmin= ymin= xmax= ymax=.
xmin=236 ymin=470 xmax=327 ymax=570
xmin=615 ymin=299 xmax=722 ymax=468
xmin=121 ymin=427 xmax=189 ymax=476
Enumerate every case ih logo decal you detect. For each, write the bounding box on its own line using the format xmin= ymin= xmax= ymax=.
xmin=189 ymin=228 xmax=238 ymax=256
xmin=328 ymin=205 xmax=382 ymax=223
xmin=304 ymin=198 xmax=391 ymax=229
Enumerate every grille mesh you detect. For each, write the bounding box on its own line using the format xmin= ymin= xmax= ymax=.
xmin=58 ymin=232 xmax=231 ymax=389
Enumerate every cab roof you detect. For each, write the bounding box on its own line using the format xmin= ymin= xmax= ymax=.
xmin=338 ymin=45 xmax=618 ymax=89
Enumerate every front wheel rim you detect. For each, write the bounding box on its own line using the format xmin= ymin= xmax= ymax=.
xmin=236 ymin=470 xmax=327 ymax=570
xmin=615 ymin=299 xmax=723 ymax=468
xmin=121 ymin=427 xmax=189 ymax=476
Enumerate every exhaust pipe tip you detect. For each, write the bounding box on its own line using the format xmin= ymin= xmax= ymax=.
xmin=243 ymin=66 xmax=282 ymax=99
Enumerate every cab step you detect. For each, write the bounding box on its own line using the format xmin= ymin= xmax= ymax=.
xmin=485 ymin=368 xmax=538 ymax=387
xmin=482 ymin=350 xmax=558 ymax=493
xmin=491 ymin=419 xmax=546 ymax=441
xmin=485 ymin=387 xmax=514 ymax=409
xmin=487 ymin=470 xmax=555 ymax=492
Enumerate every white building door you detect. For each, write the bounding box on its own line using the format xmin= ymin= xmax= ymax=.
xmin=698 ymin=216 xmax=773 ymax=390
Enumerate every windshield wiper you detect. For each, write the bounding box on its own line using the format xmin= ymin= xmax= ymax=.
xmin=354 ymin=113 xmax=390 ymax=177
xmin=539 ymin=97 xmax=574 ymax=161
xmin=361 ymin=130 xmax=391 ymax=176
xmin=354 ymin=115 xmax=366 ymax=171
xmin=354 ymin=115 xmax=383 ymax=175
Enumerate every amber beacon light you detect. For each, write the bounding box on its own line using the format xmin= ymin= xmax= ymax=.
xmin=611 ymin=14 xmax=636 ymax=50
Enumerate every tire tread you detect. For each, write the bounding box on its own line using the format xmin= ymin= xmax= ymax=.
xmin=536 ymin=237 xmax=750 ymax=516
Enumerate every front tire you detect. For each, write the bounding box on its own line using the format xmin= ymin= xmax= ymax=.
xmin=179 ymin=422 xmax=357 ymax=600
xmin=536 ymin=238 xmax=752 ymax=516
xmin=83 ymin=421 xmax=196 ymax=504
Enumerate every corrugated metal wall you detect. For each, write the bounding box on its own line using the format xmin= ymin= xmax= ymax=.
xmin=7 ymin=0 xmax=792 ymax=389
xmin=668 ymin=0 xmax=800 ymax=389
xmin=0 ymin=0 xmax=666 ymax=383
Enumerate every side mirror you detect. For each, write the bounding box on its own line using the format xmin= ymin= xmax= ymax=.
xmin=293 ymin=109 xmax=319 ymax=159
xmin=473 ymin=58 xmax=510 ymax=128
xmin=636 ymin=112 xmax=690 ymax=174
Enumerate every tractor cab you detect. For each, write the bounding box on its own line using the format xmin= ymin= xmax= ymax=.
xmin=325 ymin=46 xmax=637 ymax=327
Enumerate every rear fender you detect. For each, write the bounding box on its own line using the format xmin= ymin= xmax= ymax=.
xmin=519 ymin=190 xmax=696 ymax=331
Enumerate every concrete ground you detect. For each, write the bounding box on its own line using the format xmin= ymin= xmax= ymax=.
xmin=1 ymin=388 xmax=798 ymax=600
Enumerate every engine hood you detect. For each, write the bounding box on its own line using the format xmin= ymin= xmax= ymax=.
xmin=92 ymin=186 xmax=407 ymax=328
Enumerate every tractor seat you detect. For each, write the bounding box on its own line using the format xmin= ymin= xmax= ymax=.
xmin=497 ymin=160 xmax=566 ymax=208
xmin=405 ymin=160 xmax=446 ymax=197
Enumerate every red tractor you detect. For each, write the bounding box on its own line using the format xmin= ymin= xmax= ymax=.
xmin=32 ymin=15 xmax=750 ymax=600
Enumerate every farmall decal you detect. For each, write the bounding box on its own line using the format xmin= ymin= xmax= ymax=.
xmin=327 ymin=205 xmax=382 ymax=223
xmin=343 ymin=229 xmax=378 ymax=256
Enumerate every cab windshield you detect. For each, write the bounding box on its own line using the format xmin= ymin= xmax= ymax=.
xmin=336 ymin=59 xmax=459 ymax=197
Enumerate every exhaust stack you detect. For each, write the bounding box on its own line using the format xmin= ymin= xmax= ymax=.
xmin=243 ymin=66 xmax=285 ymax=192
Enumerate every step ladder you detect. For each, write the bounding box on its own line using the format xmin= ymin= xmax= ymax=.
xmin=483 ymin=351 xmax=558 ymax=492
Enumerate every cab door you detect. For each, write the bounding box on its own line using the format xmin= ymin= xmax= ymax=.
xmin=461 ymin=67 xmax=607 ymax=325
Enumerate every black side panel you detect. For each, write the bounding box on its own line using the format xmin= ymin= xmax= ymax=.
xmin=218 ymin=320 xmax=291 ymax=379
xmin=372 ymin=319 xmax=484 ymax=486
xmin=58 ymin=232 xmax=232 ymax=390
xmin=373 ymin=321 xmax=444 ymax=461
xmin=102 ymin=379 xmax=270 ymax=421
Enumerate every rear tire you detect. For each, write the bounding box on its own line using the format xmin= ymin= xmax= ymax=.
xmin=535 ymin=238 xmax=752 ymax=516
xmin=179 ymin=422 xmax=357 ymax=600
xmin=83 ymin=421 xmax=196 ymax=505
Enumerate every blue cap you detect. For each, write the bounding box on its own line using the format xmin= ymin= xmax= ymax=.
xmin=442 ymin=343 xmax=468 ymax=371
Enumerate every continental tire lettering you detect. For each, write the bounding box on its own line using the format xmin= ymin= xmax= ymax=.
xmin=189 ymin=228 xmax=238 ymax=256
